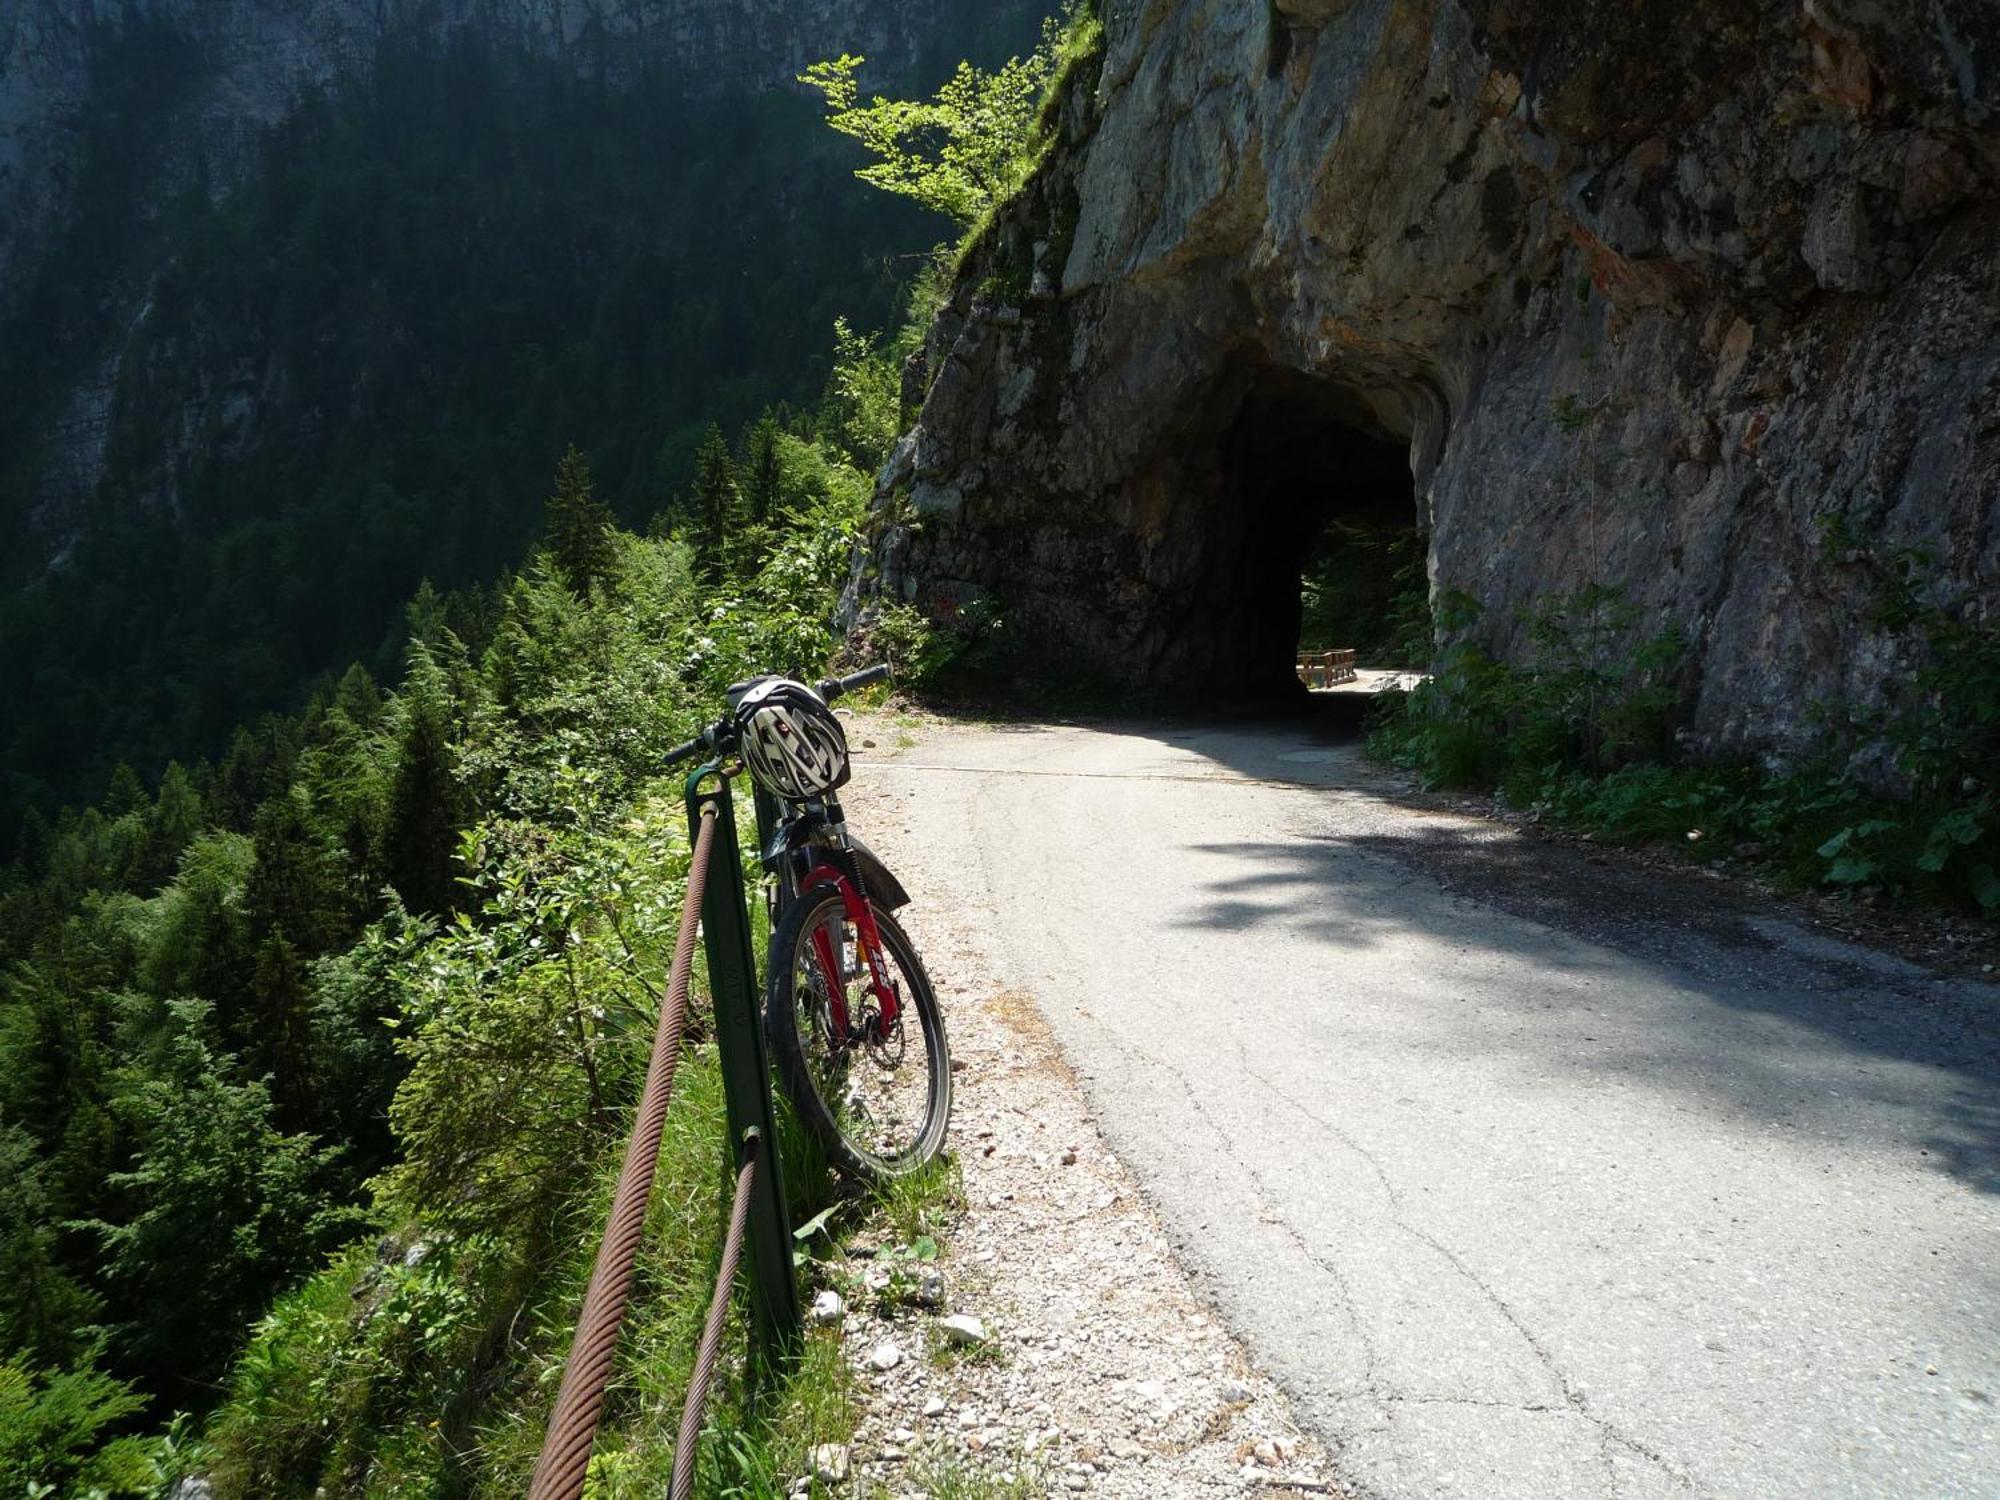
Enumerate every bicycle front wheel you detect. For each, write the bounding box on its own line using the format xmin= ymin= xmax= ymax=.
xmin=766 ymin=886 xmax=951 ymax=1182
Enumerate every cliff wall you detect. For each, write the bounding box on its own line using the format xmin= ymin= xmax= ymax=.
xmin=860 ymin=0 xmax=1999 ymax=755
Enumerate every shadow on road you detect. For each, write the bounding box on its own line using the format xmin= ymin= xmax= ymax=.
xmin=1170 ymin=815 xmax=2000 ymax=1198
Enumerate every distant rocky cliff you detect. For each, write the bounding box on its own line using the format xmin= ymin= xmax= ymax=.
xmin=858 ymin=0 xmax=1999 ymax=757
xmin=0 ymin=0 xmax=969 ymax=282
xmin=0 ymin=0 xmax=1029 ymax=543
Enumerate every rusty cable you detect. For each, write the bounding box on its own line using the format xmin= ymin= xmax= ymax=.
xmin=526 ymin=803 xmax=719 ymax=1500
xmin=668 ymin=1134 xmax=759 ymax=1500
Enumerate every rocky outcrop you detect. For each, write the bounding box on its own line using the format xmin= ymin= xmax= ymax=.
xmin=855 ymin=0 xmax=2000 ymax=756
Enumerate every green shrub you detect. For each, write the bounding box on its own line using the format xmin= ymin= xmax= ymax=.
xmin=1371 ymin=572 xmax=2000 ymax=913
xmin=0 ymin=1352 xmax=164 ymax=1499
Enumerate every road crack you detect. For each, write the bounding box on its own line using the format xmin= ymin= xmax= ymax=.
xmin=1241 ymin=1058 xmax=1700 ymax=1495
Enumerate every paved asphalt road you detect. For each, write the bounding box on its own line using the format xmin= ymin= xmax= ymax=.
xmin=854 ymin=712 xmax=2000 ymax=1500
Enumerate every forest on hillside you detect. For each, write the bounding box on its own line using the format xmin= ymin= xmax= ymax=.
xmin=0 ymin=7 xmax=1087 ymax=1491
xmin=0 ymin=7 xmax=1038 ymax=842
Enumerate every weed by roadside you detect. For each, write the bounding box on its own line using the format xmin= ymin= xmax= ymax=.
xmin=874 ymin=1156 xmax=964 ymax=1244
xmin=1371 ymin=577 xmax=1999 ymax=915
xmin=888 ymin=1451 xmax=1047 ymax=1499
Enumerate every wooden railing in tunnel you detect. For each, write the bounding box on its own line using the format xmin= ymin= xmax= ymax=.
xmin=1294 ymin=648 xmax=1358 ymax=688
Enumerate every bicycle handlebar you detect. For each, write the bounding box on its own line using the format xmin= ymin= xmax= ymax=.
xmin=662 ymin=729 xmax=715 ymax=771
xmin=662 ymin=664 xmax=892 ymax=771
xmin=817 ymin=662 xmax=892 ymax=701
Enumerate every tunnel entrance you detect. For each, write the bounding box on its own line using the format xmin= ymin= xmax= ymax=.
xmin=1192 ymin=366 xmax=1423 ymax=699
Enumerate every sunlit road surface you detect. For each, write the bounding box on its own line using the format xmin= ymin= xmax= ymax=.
xmin=852 ymin=714 xmax=2000 ymax=1500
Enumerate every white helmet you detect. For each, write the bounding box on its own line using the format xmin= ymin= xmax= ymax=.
xmin=732 ymin=677 xmax=852 ymax=800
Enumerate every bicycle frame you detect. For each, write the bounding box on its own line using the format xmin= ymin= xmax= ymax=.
xmin=751 ymin=788 xmax=903 ymax=1043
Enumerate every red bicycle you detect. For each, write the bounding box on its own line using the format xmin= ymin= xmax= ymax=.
xmin=665 ymin=665 xmax=951 ymax=1182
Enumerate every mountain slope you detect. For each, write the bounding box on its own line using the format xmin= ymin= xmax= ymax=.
xmin=0 ymin=0 xmax=1045 ymax=835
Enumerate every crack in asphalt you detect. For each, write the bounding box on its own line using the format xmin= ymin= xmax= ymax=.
xmin=1239 ymin=1057 xmax=1701 ymax=1496
xmin=1001 ymin=836 xmax=1700 ymax=1498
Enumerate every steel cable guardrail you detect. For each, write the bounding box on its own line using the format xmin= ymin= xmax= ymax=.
xmin=526 ymin=804 xmax=719 ymax=1500
xmin=668 ymin=1134 xmax=759 ymax=1500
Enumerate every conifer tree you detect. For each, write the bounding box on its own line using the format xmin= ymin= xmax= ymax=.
xmin=248 ymin=934 xmax=316 ymax=1131
xmin=406 ymin=580 xmax=448 ymax=650
xmin=102 ymin=765 xmax=148 ymax=821
xmin=382 ymin=651 xmax=463 ymax=917
xmin=13 ymin=806 xmax=51 ymax=880
xmin=245 ymin=794 xmax=347 ymax=958
xmin=691 ymin=423 xmax=742 ymax=579
xmin=543 ymin=445 xmax=616 ymax=599
xmin=330 ymin=663 xmax=383 ymax=731
xmin=744 ymin=412 xmax=784 ymax=526
xmin=143 ymin=763 xmax=202 ymax=888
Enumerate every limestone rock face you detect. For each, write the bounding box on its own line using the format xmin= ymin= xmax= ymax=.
xmin=0 ymin=0 xmax=1026 ymax=550
xmin=0 ymin=0 xmax=951 ymax=287
xmin=855 ymin=0 xmax=2000 ymax=756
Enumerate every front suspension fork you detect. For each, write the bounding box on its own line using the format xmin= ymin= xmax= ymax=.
xmin=801 ymin=863 xmax=900 ymax=1042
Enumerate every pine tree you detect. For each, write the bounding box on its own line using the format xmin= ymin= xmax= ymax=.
xmin=690 ymin=422 xmax=742 ymax=580
xmin=248 ymin=934 xmax=316 ymax=1132
xmin=406 ymin=579 xmax=447 ymax=650
xmin=14 ymin=806 xmax=52 ymax=880
xmin=244 ymin=794 xmax=347 ymax=958
xmin=543 ymin=446 xmax=616 ymax=599
xmin=84 ymin=1006 xmax=355 ymax=1391
xmin=142 ymin=762 xmax=202 ymax=888
xmin=330 ymin=663 xmax=383 ymax=731
xmin=744 ymin=412 xmax=784 ymax=526
xmin=382 ymin=652 xmax=463 ymax=917
xmin=101 ymin=765 xmax=148 ymax=821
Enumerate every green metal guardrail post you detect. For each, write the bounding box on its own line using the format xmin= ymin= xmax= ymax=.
xmin=686 ymin=766 xmax=802 ymax=1372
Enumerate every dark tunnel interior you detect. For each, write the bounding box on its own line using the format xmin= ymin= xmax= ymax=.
xmin=1191 ymin=366 xmax=1422 ymax=700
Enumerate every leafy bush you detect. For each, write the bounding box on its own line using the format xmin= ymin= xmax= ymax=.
xmin=0 ymin=1353 xmax=164 ymax=1499
xmin=1372 ymin=586 xmax=1686 ymax=796
xmin=1372 ymin=572 xmax=2000 ymax=913
xmin=800 ymin=5 xmax=1089 ymax=228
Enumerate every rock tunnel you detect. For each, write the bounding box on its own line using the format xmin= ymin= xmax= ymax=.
xmin=1160 ymin=362 xmax=1421 ymax=702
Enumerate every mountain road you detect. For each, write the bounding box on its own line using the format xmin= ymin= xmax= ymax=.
xmin=849 ymin=711 xmax=2000 ymax=1500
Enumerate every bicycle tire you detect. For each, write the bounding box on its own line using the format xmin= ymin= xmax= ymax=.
xmin=765 ymin=886 xmax=951 ymax=1182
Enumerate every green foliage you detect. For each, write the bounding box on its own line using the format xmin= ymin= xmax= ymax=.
xmin=0 ymin=1351 xmax=165 ymax=1499
xmin=690 ymin=425 xmax=745 ymax=581
xmin=1298 ymin=524 xmax=1431 ymax=666
xmin=1371 ymin=585 xmax=1685 ymax=796
xmin=802 ymin=3 xmax=1101 ymax=235
xmin=799 ymin=45 xmax=1057 ymax=226
xmin=1372 ymin=570 xmax=2000 ymax=913
xmin=865 ymin=598 xmax=1010 ymax=689
xmin=544 ymin=447 xmax=618 ymax=602
xmin=872 ymin=1155 xmax=964 ymax=1246
xmin=383 ymin=649 xmax=466 ymax=919
xmin=820 ymin=318 xmax=903 ymax=470
xmin=79 ymin=1002 xmax=366 ymax=1391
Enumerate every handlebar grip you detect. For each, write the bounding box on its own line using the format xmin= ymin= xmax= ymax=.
xmin=820 ymin=663 xmax=892 ymax=701
xmin=664 ymin=715 xmax=729 ymax=770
